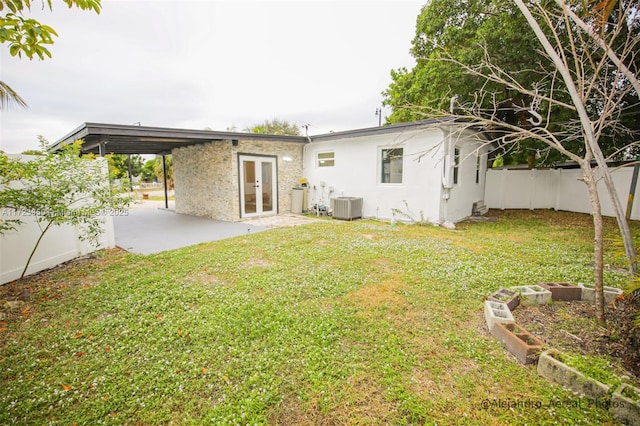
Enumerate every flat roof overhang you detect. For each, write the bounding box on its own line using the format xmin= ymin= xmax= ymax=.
xmin=51 ymin=122 xmax=308 ymax=155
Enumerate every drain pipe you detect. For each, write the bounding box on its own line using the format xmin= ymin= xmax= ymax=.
xmin=441 ymin=127 xmax=453 ymax=224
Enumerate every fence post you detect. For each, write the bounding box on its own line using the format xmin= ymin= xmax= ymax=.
xmin=625 ymin=159 xmax=639 ymax=220
xmin=529 ymin=169 xmax=536 ymax=210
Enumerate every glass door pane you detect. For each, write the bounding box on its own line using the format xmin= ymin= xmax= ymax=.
xmin=261 ymin=161 xmax=273 ymax=212
xmin=243 ymin=160 xmax=256 ymax=214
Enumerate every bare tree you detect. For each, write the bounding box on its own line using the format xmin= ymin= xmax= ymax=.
xmin=407 ymin=0 xmax=639 ymax=322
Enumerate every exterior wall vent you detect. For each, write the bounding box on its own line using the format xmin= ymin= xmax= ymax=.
xmin=331 ymin=197 xmax=363 ymax=221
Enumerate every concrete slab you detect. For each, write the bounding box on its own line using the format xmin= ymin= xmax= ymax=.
xmin=114 ymin=201 xmax=321 ymax=255
xmin=241 ymin=213 xmax=322 ymax=228
xmin=114 ymin=206 xmax=267 ymax=255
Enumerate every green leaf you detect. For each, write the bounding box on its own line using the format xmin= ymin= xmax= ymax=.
xmin=8 ymin=43 xmax=20 ymax=56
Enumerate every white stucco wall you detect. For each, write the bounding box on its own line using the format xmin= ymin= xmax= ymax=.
xmin=443 ymin=129 xmax=491 ymax=222
xmin=302 ymin=126 xmax=489 ymax=223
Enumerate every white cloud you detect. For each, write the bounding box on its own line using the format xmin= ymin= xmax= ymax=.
xmin=0 ymin=0 xmax=423 ymax=153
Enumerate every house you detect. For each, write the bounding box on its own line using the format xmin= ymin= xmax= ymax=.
xmin=52 ymin=120 xmax=491 ymax=224
xmin=302 ymin=119 xmax=491 ymax=224
xmin=51 ymin=123 xmax=308 ymax=222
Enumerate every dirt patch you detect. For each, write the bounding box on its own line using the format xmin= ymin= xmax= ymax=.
xmin=345 ymin=279 xmax=408 ymax=312
xmin=511 ymin=298 xmax=640 ymax=379
xmin=240 ymin=258 xmax=272 ymax=269
xmin=268 ymin=375 xmax=397 ymax=425
xmin=0 ymin=249 xmax=127 ymax=350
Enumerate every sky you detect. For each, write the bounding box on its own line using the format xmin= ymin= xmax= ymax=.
xmin=0 ymin=0 xmax=425 ymax=154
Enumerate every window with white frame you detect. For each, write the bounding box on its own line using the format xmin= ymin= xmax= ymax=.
xmin=381 ymin=148 xmax=403 ymax=184
xmin=476 ymin=152 xmax=481 ymax=184
xmin=317 ymin=151 xmax=335 ymax=167
xmin=453 ymin=146 xmax=460 ymax=185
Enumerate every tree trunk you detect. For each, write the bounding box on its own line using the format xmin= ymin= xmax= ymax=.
xmin=20 ymin=221 xmax=54 ymax=279
xmin=584 ymin=169 xmax=606 ymax=324
xmin=514 ymin=0 xmax=637 ymax=275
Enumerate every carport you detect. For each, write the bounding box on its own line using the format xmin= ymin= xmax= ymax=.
xmin=50 ymin=123 xmax=308 ymax=253
xmin=52 ymin=123 xmax=307 ymax=216
xmin=51 ymin=122 xmax=293 ymax=209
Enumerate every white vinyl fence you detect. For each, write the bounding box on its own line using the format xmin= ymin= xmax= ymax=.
xmin=485 ymin=166 xmax=640 ymax=221
xmin=1 ymin=155 xmax=116 ymax=284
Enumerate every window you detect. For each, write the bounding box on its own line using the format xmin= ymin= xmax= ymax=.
xmin=381 ymin=148 xmax=403 ymax=184
xmin=475 ymin=153 xmax=481 ymax=184
xmin=453 ymin=147 xmax=460 ymax=185
xmin=317 ymin=151 xmax=335 ymax=167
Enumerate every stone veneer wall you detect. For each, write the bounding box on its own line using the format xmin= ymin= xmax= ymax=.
xmin=173 ymin=139 xmax=304 ymax=221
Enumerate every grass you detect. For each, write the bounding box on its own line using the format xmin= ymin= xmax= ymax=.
xmin=621 ymin=384 xmax=640 ymax=401
xmin=1 ymin=210 xmax=638 ymax=424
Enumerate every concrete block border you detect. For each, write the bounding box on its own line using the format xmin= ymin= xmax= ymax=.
xmin=538 ymin=282 xmax=582 ymax=301
xmin=537 ymin=349 xmax=610 ymax=399
xmin=487 ymin=287 xmax=520 ymax=311
xmin=483 ymin=281 xmax=638 ymax=420
xmin=578 ymin=283 xmax=623 ymax=304
xmin=509 ymin=285 xmax=552 ymax=305
xmin=492 ymin=322 xmax=544 ymax=365
xmin=610 ymin=383 xmax=640 ymax=426
xmin=484 ymin=300 xmax=515 ymax=332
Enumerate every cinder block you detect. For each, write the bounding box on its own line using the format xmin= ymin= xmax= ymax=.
xmin=539 ymin=282 xmax=582 ymax=301
xmin=578 ymin=283 xmax=623 ymax=304
xmin=487 ymin=288 xmax=520 ymax=311
xmin=484 ymin=300 xmax=514 ymax=332
xmin=492 ymin=322 xmax=544 ymax=364
xmin=610 ymin=383 xmax=640 ymax=426
xmin=510 ymin=285 xmax=552 ymax=305
xmin=537 ymin=350 xmax=610 ymax=399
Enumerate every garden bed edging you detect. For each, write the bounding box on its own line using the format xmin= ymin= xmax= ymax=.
xmin=538 ymin=282 xmax=582 ymax=301
xmin=537 ymin=349 xmax=610 ymax=399
xmin=610 ymin=383 xmax=640 ymax=426
xmin=492 ymin=321 xmax=544 ymax=365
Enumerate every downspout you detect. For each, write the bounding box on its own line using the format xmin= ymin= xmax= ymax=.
xmin=440 ymin=126 xmax=453 ymax=224
xmin=302 ymin=128 xmax=312 ymax=214
xmin=440 ymin=96 xmax=458 ymax=223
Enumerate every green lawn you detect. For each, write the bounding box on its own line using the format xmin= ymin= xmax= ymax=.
xmin=1 ymin=210 xmax=637 ymax=424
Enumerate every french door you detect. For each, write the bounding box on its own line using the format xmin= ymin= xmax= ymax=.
xmin=239 ymin=155 xmax=277 ymax=218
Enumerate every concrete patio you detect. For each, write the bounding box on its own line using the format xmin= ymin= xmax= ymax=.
xmin=113 ymin=200 xmax=320 ymax=255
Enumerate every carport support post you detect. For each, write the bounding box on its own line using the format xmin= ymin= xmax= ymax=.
xmin=162 ymin=154 xmax=169 ymax=209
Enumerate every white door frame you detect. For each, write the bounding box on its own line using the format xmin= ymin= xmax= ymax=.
xmin=238 ymin=154 xmax=278 ymax=218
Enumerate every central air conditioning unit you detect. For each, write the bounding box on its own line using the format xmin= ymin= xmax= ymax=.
xmin=330 ymin=197 xmax=363 ymax=221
